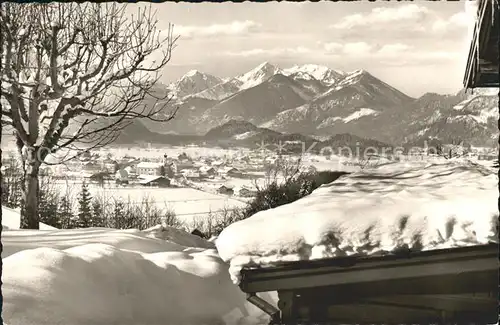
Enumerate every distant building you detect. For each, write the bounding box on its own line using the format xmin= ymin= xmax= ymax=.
xmin=218 ymin=185 xmax=234 ymax=195
xmin=102 ymin=159 xmax=118 ymax=173
xmin=136 ymin=162 xmax=163 ymax=176
xmin=139 ymin=175 xmax=171 ymax=187
xmin=220 ymin=167 xmax=242 ymax=177
xmin=81 ymin=161 xmax=102 ymax=174
xmin=182 ymin=170 xmax=201 ymax=180
xmin=176 ymin=160 xmax=195 ymax=171
xmin=478 ymin=154 xmax=497 ymax=161
xmin=124 ymin=165 xmax=136 ymax=174
xmin=237 ymin=186 xmax=257 ymax=198
xmin=163 ymin=163 xmax=176 ymax=178
xmin=199 ymin=166 xmax=217 ymax=177
xmin=178 ymin=152 xmax=191 ymax=162
xmin=211 ymin=160 xmax=225 ymax=167
xmin=87 ymin=171 xmax=111 ymax=184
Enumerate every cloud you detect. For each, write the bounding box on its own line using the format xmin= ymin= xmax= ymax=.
xmin=331 ymin=4 xmax=431 ymax=29
xmin=323 ymin=42 xmax=372 ymax=55
xmin=432 ymin=12 xmax=469 ymax=33
xmin=343 ymin=42 xmax=373 ymax=55
xmin=220 ymin=47 xmax=313 ymax=57
xmin=321 ymin=41 xmax=462 ymax=65
xmin=174 ymin=20 xmax=262 ymax=39
xmin=323 ymin=42 xmax=343 ymax=53
xmin=376 ymin=43 xmax=412 ymax=57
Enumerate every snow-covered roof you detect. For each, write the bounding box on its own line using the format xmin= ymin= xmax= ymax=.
xmin=211 ymin=160 xmax=225 ymax=166
xmin=220 ymin=167 xmax=239 ymax=173
xmin=137 ymin=162 xmax=163 ymax=169
xmin=139 ymin=175 xmax=169 ymax=184
xmin=216 ymin=162 xmax=499 ymax=284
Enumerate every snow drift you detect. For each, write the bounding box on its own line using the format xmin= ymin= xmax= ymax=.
xmin=2 ymin=225 xmax=271 ymax=325
xmin=216 ymin=161 xmax=499 ymax=284
xmin=2 ymin=206 xmax=57 ymax=230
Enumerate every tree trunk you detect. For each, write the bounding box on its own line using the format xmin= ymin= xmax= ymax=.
xmin=20 ymin=150 xmax=40 ymax=229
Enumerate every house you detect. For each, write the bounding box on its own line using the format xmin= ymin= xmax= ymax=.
xmin=124 ymin=165 xmax=136 ymax=175
xmin=163 ymin=163 xmax=176 ymax=178
xmin=178 ymin=152 xmax=191 ymax=162
xmin=220 ymin=167 xmax=242 ymax=177
xmin=102 ymin=159 xmax=118 ymax=173
xmin=81 ymin=161 xmax=102 ymax=174
xmin=176 ymin=160 xmax=195 ymax=170
xmin=237 ymin=186 xmax=257 ymax=198
xmin=139 ymin=175 xmax=171 ymax=187
xmin=239 ymin=156 xmax=251 ymax=163
xmin=182 ymin=170 xmax=201 ymax=180
xmin=136 ymin=161 xmax=163 ymax=176
xmin=211 ymin=160 xmax=225 ymax=167
xmin=478 ymin=154 xmax=497 ymax=161
xmin=87 ymin=171 xmax=111 ymax=184
xmin=217 ymin=185 xmax=234 ymax=195
xmin=199 ymin=166 xmax=217 ymax=177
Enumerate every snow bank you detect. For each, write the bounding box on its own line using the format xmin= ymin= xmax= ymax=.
xmin=216 ymin=161 xmax=499 ymax=284
xmin=2 ymin=206 xmax=57 ymax=230
xmin=2 ymin=226 xmax=270 ymax=325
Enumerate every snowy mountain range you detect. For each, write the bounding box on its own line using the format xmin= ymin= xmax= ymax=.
xmin=143 ymin=62 xmax=499 ymax=147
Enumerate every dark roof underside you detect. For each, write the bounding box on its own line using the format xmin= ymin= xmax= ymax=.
xmin=464 ymin=0 xmax=500 ymax=88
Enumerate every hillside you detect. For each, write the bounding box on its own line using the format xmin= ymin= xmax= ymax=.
xmin=196 ymin=74 xmax=310 ymax=133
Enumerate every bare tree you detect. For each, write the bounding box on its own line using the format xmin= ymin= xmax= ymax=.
xmin=435 ymin=140 xmax=471 ymax=160
xmin=0 ymin=3 xmax=179 ymax=228
xmin=255 ymin=155 xmax=303 ymax=192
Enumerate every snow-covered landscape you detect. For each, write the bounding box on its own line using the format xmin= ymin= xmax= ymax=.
xmin=2 ymin=159 xmax=498 ymax=325
xmin=1 ymin=0 xmax=499 ymax=324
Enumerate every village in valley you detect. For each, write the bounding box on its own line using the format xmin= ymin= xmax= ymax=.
xmin=1 ymin=142 xmax=497 ymax=201
xmin=1 ymin=145 xmax=288 ymax=200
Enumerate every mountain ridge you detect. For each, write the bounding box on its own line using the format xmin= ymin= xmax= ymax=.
xmin=140 ymin=62 xmax=498 ymax=147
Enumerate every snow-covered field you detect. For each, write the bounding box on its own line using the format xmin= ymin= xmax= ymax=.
xmin=2 ymin=223 xmax=275 ymax=325
xmin=216 ymin=161 xmax=499 ymax=284
xmin=2 ymin=206 xmax=57 ymax=231
xmin=101 ymin=146 xmax=251 ymax=161
xmin=53 ymin=183 xmax=248 ymax=223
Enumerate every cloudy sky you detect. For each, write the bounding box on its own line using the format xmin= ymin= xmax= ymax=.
xmin=133 ymin=1 xmax=476 ymax=98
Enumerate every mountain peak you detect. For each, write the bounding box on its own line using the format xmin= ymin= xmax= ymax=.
xmin=347 ymin=69 xmax=368 ymax=76
xmin=169 ymin=70 xmax=223 ymax=98
xmin=283 ymin=64 xmax=345 ymax=85
xmin=236 ymin=62 xmax=282 ymax=90
xmin=185 ymin=70 xmax=201 ymax=77
xmin=256 ymin=61 xmax=274 ymax=69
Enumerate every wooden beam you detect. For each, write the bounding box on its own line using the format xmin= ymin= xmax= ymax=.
xmin=240 ymin=244 xmax=498 ymax=293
